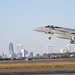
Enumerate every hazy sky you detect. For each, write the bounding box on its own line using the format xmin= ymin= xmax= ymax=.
xmin=0 ymin=0 xmax=75 ymax=55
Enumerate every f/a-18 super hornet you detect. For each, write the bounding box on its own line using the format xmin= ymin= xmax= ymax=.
xmin=33 ymin=25 xmax=75 ymax=44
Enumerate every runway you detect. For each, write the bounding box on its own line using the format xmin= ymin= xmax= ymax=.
xmin=0 ymin=58 xmax=75 ymax=64
xmin=0 ymin=58 xmax=75 ymax=75
xmin=0 ymin=67 xmax=75 ymax=75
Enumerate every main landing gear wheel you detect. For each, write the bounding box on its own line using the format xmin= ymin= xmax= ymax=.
xmin=70 ymin=40 xmax=73 ymax=44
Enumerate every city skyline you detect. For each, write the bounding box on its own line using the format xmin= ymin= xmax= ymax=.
xmin=0 ymin=0 xmax=75 ymax=55
xmin=0 ymin=42 xmax=73 ymax=57
xmin=0 ymin=42 xmax=74 ymax=58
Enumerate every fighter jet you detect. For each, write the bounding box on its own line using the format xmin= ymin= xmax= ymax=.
xmin=33 ymin=25 xmax=75 ymax=44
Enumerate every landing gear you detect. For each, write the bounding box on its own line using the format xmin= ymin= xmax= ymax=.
xmin=70 ymin=40 xmax=73 ymax=44
xmin=47 ymin=33 xmax=53 ymax=40
xmin=70 ymin=37 xmax=75 ymax=44
xmin=49 ymin=37 xmax=51 ymax=40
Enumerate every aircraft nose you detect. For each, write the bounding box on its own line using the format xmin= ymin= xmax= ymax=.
xmin=33 ymin=27 xmax=43 ymax=31
xmin=32 ymin=28 xmax=37 ymax=31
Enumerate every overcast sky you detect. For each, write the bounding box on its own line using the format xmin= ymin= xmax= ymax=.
xmin=0 ymin=0 xmax=75 ymax=55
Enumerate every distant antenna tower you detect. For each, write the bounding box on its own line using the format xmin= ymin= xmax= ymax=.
xmin=47 ymin=45 xmax=52 ymax=54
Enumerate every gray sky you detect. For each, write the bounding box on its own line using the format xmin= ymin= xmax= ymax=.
xmin=0 ymin=0 xmax=75 ymax=55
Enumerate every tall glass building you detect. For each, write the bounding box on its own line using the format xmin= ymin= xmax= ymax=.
xmin=30 ymin=52 xmax=33 ymax=57
xmin=9 ymin=42 xmax=14 ymax=57
xmin=24 ymin=50 xmax=28 ymax=57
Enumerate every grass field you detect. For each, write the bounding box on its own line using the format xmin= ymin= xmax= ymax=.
xmin=0 ymin=62 xmax=75 ymax=69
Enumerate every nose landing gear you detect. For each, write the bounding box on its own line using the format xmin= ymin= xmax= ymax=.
xmin=49 ymin=37 xmax=51 ymax=40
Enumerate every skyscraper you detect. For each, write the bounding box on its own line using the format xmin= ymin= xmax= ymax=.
xmin=17 ymin=44 xmax=23 ymax=58
xmin=24 ymin=50 xmax=28 ymax=57
xmin=67 ymin=44 xmax=71 ymax=52
xmin=9 ymin=42 xmax=14 ymax=58
xmin=21 ymin=49 xmax=28 ymax=58
xmin=30 ymin=52 xmax=33 ymax=57
xmin=21 ymin=49 xmax=24 ymax=57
